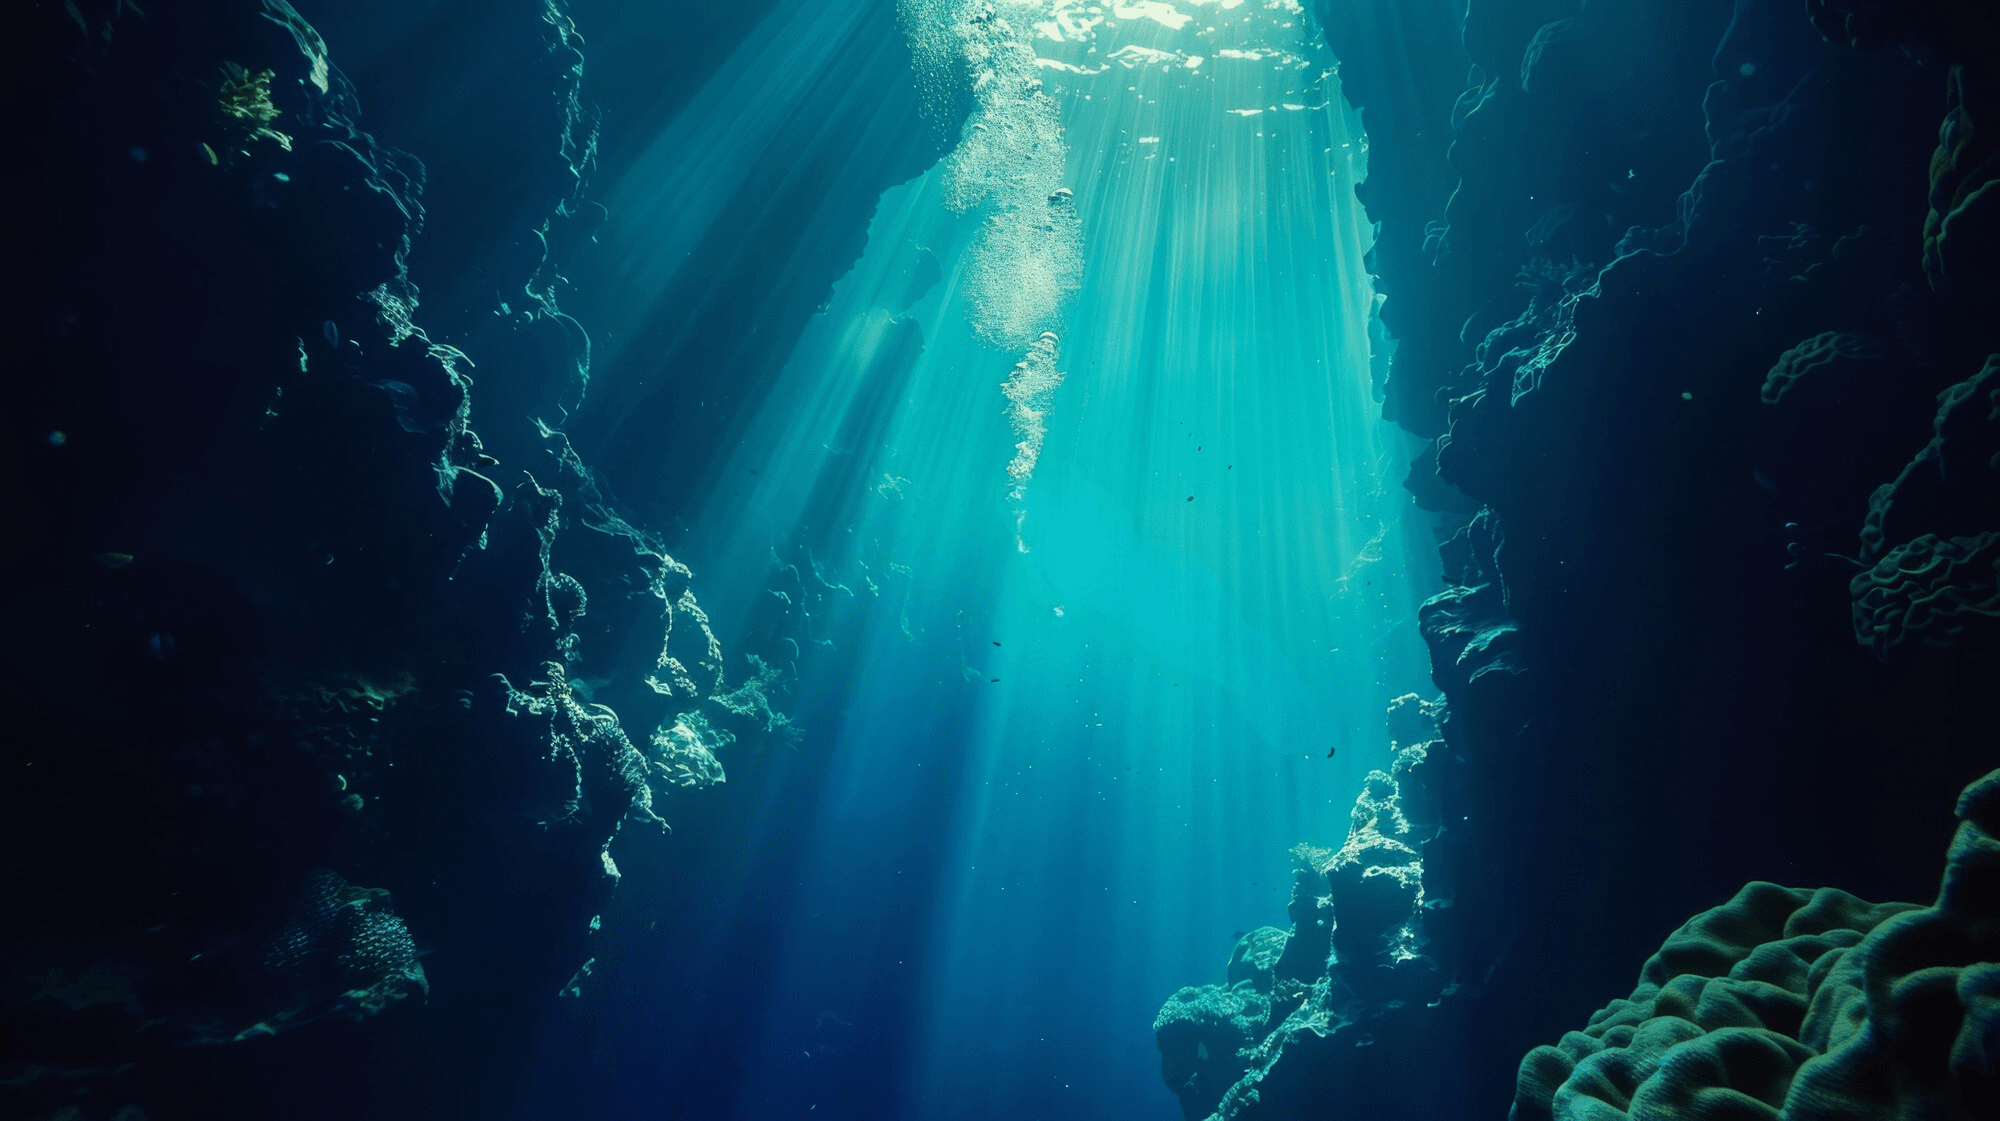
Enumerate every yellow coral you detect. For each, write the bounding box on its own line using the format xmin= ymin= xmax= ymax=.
xmin=218 ymin=61 xmax=292 ymax=151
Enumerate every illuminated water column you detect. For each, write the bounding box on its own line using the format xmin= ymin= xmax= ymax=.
xmin=643 ymin=3 xmax=1439 ymax=1117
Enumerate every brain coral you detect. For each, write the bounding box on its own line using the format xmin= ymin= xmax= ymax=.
xmin=1512 ymin=768 xmax=2000 ymax=1121
xmin=1926 ymin=62 xmax=2000 ymax=298
xmin=1760 ymin=332 xmax=1887 ymax=406
xmin=1806 ymin=3 xmax=2000 ymax=296
xmin=1852 ymin=356 xmax=2000 ymax=658
xmin=1851 ymin=530 xmax=2000 ymax=658
xmin=1155 ymin=970 xmax=1279 ymax=1121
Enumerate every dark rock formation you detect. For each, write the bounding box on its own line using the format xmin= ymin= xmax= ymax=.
xmin=5 ymin=3 xmax=759 ymax=1117
xmin=1851 ymin=354 xmax=2000 ymax=658
xmin=1172 ymin=0 xmax=2000 ymax=1114
xmin=1156 ymin=708 xmax=1447 ymax=1121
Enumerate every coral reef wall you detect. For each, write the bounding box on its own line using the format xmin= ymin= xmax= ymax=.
xmin=1156 ymin=697 xmax=1445 ymax=1121
xmin=4 ymin=2 xmax=764 ymax=1117
xmin=1165 ymin=0 xmax=1998 ymax=1115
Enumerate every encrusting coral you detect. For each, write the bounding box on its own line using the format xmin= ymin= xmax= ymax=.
xmin=1155 ymin=702 xmax=1444 ymax=1121
xmin=1511 ymin=768 xmax=2000 ymax=1121
xmin=217 ymin=59 xmax=292 ymax=150
xmin=1852 ymin=356 xmax=2000 ymax=658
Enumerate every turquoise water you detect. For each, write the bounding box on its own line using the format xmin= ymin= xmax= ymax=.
xmin=581 ymin=4 xmax=1439 ymax=1116
xmin=27 ymin=3 xmax=1994 ymax=1119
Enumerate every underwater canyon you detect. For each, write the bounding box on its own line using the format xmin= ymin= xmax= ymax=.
xmin=7 ymin=2 xmax=1997 ymax=1119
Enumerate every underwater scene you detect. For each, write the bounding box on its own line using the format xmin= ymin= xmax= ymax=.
xmin=10 ymin=1 xmax=1998 ymax=1118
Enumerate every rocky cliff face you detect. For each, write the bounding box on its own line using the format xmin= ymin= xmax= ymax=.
xmin=1161 ymin=0 xmax=1998 ymax=1115
xmin=3 ymin=3 xmax=760 ymax=1117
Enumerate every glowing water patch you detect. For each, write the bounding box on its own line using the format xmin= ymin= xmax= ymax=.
xmin=1035 ymin=0 xmax=1107 ymax=42
xmin=1112 ymin=2 xmax=1193 ymax=31
xmin=1102 ymin=44 xmax=1202 ymax=69
xmin=1038 ymin=58 xmax=1111 ymax=74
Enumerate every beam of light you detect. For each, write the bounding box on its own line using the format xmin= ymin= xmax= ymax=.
xmin=593 ymin=1 xmax=1442 ymax=1117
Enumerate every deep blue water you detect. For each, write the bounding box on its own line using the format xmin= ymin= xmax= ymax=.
xmin=511 ymin=4 xmax=1438 ymax=1117
xmin=25 ymin=2 xmax=1989 ymax=1119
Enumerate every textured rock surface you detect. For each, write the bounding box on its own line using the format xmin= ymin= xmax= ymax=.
xmin=5 ymin=2 xmax=780 ymax=1117
xmin=1172 ymin=1 xmax=2000 ymax=1114
xmin=1514 ymin=768 xmax=2000 ymax=1121
xmin=1852 ymin=355 xmax=2000 ymax=658
xmin=1156 ymin=706 xmax=1447 ymax=1121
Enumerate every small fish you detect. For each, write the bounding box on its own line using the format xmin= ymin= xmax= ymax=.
xmin=1326 ymin=746 xmax=1337 ymax=759
xmin=1186 ymin=495 xmax=1194 ymax=502
xmin=990 ymin=678 xmax=1000 ymax=683
xmin=992 ymin=640 xmax=1001 ymax=646
xmin=95 ymin=552 xmax=134 ymax=568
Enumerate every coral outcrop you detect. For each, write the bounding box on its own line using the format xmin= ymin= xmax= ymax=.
xmin=7 ymin=2 xmax=784 ymax=1116
xmin=1173 ymin=0 xmax=2000 ymax=1114
xmin=1156 ymin=703 xmax=1447 ymax=1121
xmin=1852 ymin=355 xmax=2000 ymax=658
xmin=1513 ymin=768 xmax=2000 ymax=1121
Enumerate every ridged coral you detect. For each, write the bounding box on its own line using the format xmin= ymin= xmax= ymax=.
xmin=1805 ymin=3 xmax=2000 ymax=296
xmin=1155 ymin=725 xmax=1443 ymax=1121
xmin=1761 ymin=332 xmax=1888 ymax=406
xmin=1154 ymin=978 xmax=1279 ymax=1121
xmin=1926 ymin=64 xmax=2000 ymax=297
xmin=1852 ymin=356 xmax=2000 ymax=657
xmin=256 ymin=869 xmax=428 ymax=1035
xmin=1512 ymin=768 xmax=2000 ymax=1121
xmin=1851 ymin=530 xmax=2000 ymax=657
